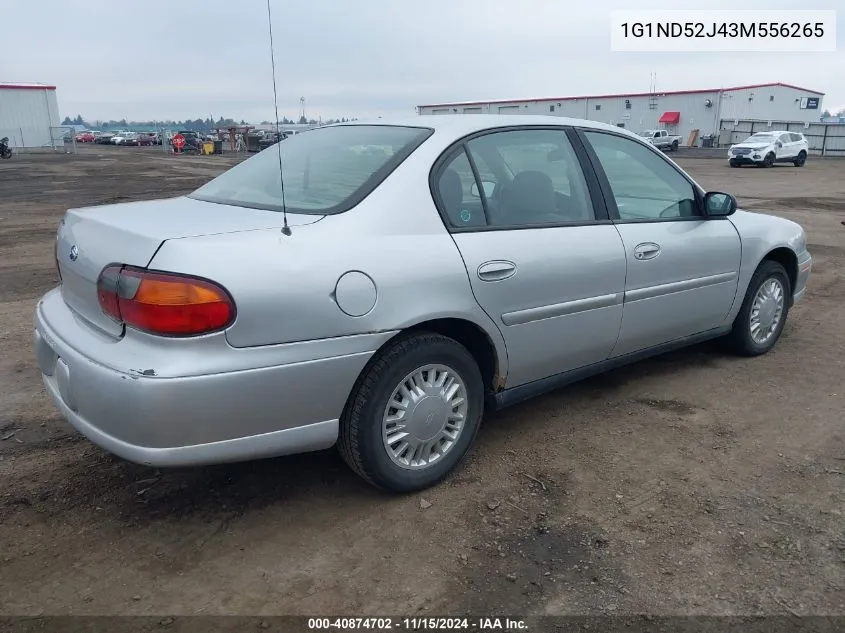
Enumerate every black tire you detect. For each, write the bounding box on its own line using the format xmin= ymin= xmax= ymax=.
xmin=729 ymin=160 xmax=740 ymax=168
xmin=794 ymin=151 xmax=807 ymax=167
xmin=726 ymin=260 xmax=791 ymax=357
xmin=761 ymin=152 xmax=775 ymax=168
xmin=338 ymin=332 xmax=484 ymax=492
xmin=671 ymin=141 xmax=679 ymax=152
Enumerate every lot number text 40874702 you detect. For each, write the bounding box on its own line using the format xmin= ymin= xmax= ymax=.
xmin=307 ymin=617 xmax=527 ymax=630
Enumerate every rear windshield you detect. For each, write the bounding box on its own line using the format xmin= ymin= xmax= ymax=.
xmin=189 ymin=124 xmax=433 ymax=214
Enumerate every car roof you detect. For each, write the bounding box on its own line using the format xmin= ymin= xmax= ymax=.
xmin=326 ymin=114 xmax=643 ymax=142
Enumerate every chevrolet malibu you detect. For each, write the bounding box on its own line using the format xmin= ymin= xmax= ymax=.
xmin=35 ymin=115 xmax=812 ymax=492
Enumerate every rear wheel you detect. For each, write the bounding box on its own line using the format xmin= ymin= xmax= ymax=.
xmin=794 ymin=151 xmax=807 ymax=167
xmin=338 ymin=332 xmax=484 ymax=492
xmin=727 ymin=260 xmax=790 ymax=356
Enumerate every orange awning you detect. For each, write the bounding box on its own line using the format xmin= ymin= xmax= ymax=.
xmin=659 ymin=111 xmax=681 ymax=124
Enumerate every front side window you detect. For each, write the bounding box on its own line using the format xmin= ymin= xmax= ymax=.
xmin=584 ymin=131 xmax=698 ymax=221
xmin=190 ymin=125 xmax=432 ymax=214
xmin=463 ymin=129 xmax=595 ymax=227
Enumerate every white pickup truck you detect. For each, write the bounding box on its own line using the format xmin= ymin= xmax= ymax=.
xmin=640 ymin=129 xmax=683 ymax=151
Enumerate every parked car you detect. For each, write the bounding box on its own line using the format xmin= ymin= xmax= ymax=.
xmin=137 ymin=133 xmax=158 ymax=146
xmin=95 ymin=132 xmax=117 ymax=144
xmin=728 ymin=131 xmax=809 ymax=168
xmin=110 ymin=132 xmax=130 ymax=145
xmin=258 ymin=131 xmax=287 ymax=151
xmin=117 ymin=132 xmax=140 ymax=146
xmin=35 ymin=115 xmax=812 ymax=492
xmin=75 ymin=131 xmax=96 ymax=143
xmin=174 ymin=130 xmax=204 ymax=151
xmin=640 ymin=129 xmax=682 ymax=151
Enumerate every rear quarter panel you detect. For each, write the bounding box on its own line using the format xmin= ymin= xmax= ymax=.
xmin=148 ymin=138 xmax=509 ymax=374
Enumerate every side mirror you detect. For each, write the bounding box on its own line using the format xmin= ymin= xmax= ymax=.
xmin=704 ymin=191 xmax=737 ymax=217
xmin=470 ymin=181 xmax=496 ymax=198
xmin=776 ymin=141 xmax=783 ymax=148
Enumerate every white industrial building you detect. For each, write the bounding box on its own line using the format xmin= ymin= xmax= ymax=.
xmin=418 ymin=82 xmax=825 ymax=146
xmin=0 ymin=83 xmax=61 ymax=149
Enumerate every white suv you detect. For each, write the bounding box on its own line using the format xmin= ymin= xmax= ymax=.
xmin=728 ymin=131 xmax=809 ymax=168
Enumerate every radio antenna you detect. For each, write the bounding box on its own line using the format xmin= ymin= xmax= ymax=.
xmin=266 ymin=0 xmax=291 ymax=236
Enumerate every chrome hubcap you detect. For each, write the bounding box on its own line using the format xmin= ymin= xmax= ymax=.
xmin=750 ymin=277 xmax=784 ymax=344
xmin=382 ymin=364 xmax=468 ymax=470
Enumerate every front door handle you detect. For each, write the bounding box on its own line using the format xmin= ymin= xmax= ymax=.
xmin=477 ymin=260 xmax=516 ymax=282
xmin=633 ymin=242 xmax=661 ymax=260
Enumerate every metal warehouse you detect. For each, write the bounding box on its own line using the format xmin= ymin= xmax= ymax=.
xmin=418 ymin=82 xmax=825 ymax=146
xmin=0 ymin=83 xmax=61 ymax=149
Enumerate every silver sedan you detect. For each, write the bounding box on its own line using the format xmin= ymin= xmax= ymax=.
xmin=34 ymin=115 xmax=812 ymax=492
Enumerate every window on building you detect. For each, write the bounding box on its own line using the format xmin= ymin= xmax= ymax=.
xmin=595 ymin=104 xmax=601 ymax=111
xmin=549 ymin=105 xmax=555 ymax=112
xmin=625 ymin=101 xmax=632 ymax=110
xmin=769 ymin=95 xmax=775 ymax=101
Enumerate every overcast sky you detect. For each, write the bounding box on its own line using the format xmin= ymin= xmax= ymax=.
xmin=2 ymin=0 xmax=842 ymax=122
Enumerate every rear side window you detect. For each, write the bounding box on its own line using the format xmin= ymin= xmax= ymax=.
xmin=190 ymin=125 xmax=432 ymax=214
xmin=466 ymin=129 xmax=595 ymax=226
xmin=790 ymin=133 xmax=804 ymax=142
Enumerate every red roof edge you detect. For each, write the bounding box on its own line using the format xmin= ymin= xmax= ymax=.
xmin=0 ymin=84 xmax=57 ymax=90
xmin=418 ymin=82 xmax=824 ymax=109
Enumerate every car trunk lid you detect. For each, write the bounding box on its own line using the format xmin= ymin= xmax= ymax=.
xmin=56 ymin=196 xmax=322 ymax=337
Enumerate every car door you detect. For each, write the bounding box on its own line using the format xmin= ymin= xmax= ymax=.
xmin=578 ymin=129 xmax=742 ymax=357
xmin=776 ymin=133 xmax=793 ymax=160
xmin=431 ymin=127 xmax=627 ymax=388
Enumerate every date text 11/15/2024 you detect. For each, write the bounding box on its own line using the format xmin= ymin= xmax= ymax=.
xmin=307 ymin=617 xmax=528 ymax=630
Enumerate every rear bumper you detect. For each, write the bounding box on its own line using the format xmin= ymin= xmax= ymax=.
xmin=34 ymin=288 xmax=394 ymax=467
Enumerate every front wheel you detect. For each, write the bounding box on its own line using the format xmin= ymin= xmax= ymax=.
xmin=726 ymin=260 xmax=790 ymax=356
xmin=338 ymin=332 xmax=484 ymax=492
xmin=0 ymin=148 xmax=11 ymax=159
xmin=729 ymin=160 xmax=740 ymax=168
xmin=671 ymin=141 xmax=679 ymax=152
xmin=759 ymin=152 xmax=775 ymax=168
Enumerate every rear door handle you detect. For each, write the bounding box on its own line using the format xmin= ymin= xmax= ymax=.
xmin=477 ymin=260 xmax=516 ymax=282
xmin=633 ymin=242 xmax=661 ymax=260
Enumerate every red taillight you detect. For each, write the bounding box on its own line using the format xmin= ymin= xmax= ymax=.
xmin=96 ymin=265 xmax=235 ymax=336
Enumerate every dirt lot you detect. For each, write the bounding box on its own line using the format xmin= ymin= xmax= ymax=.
xmin=1 ymin=147 xmax=843 ymax=619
